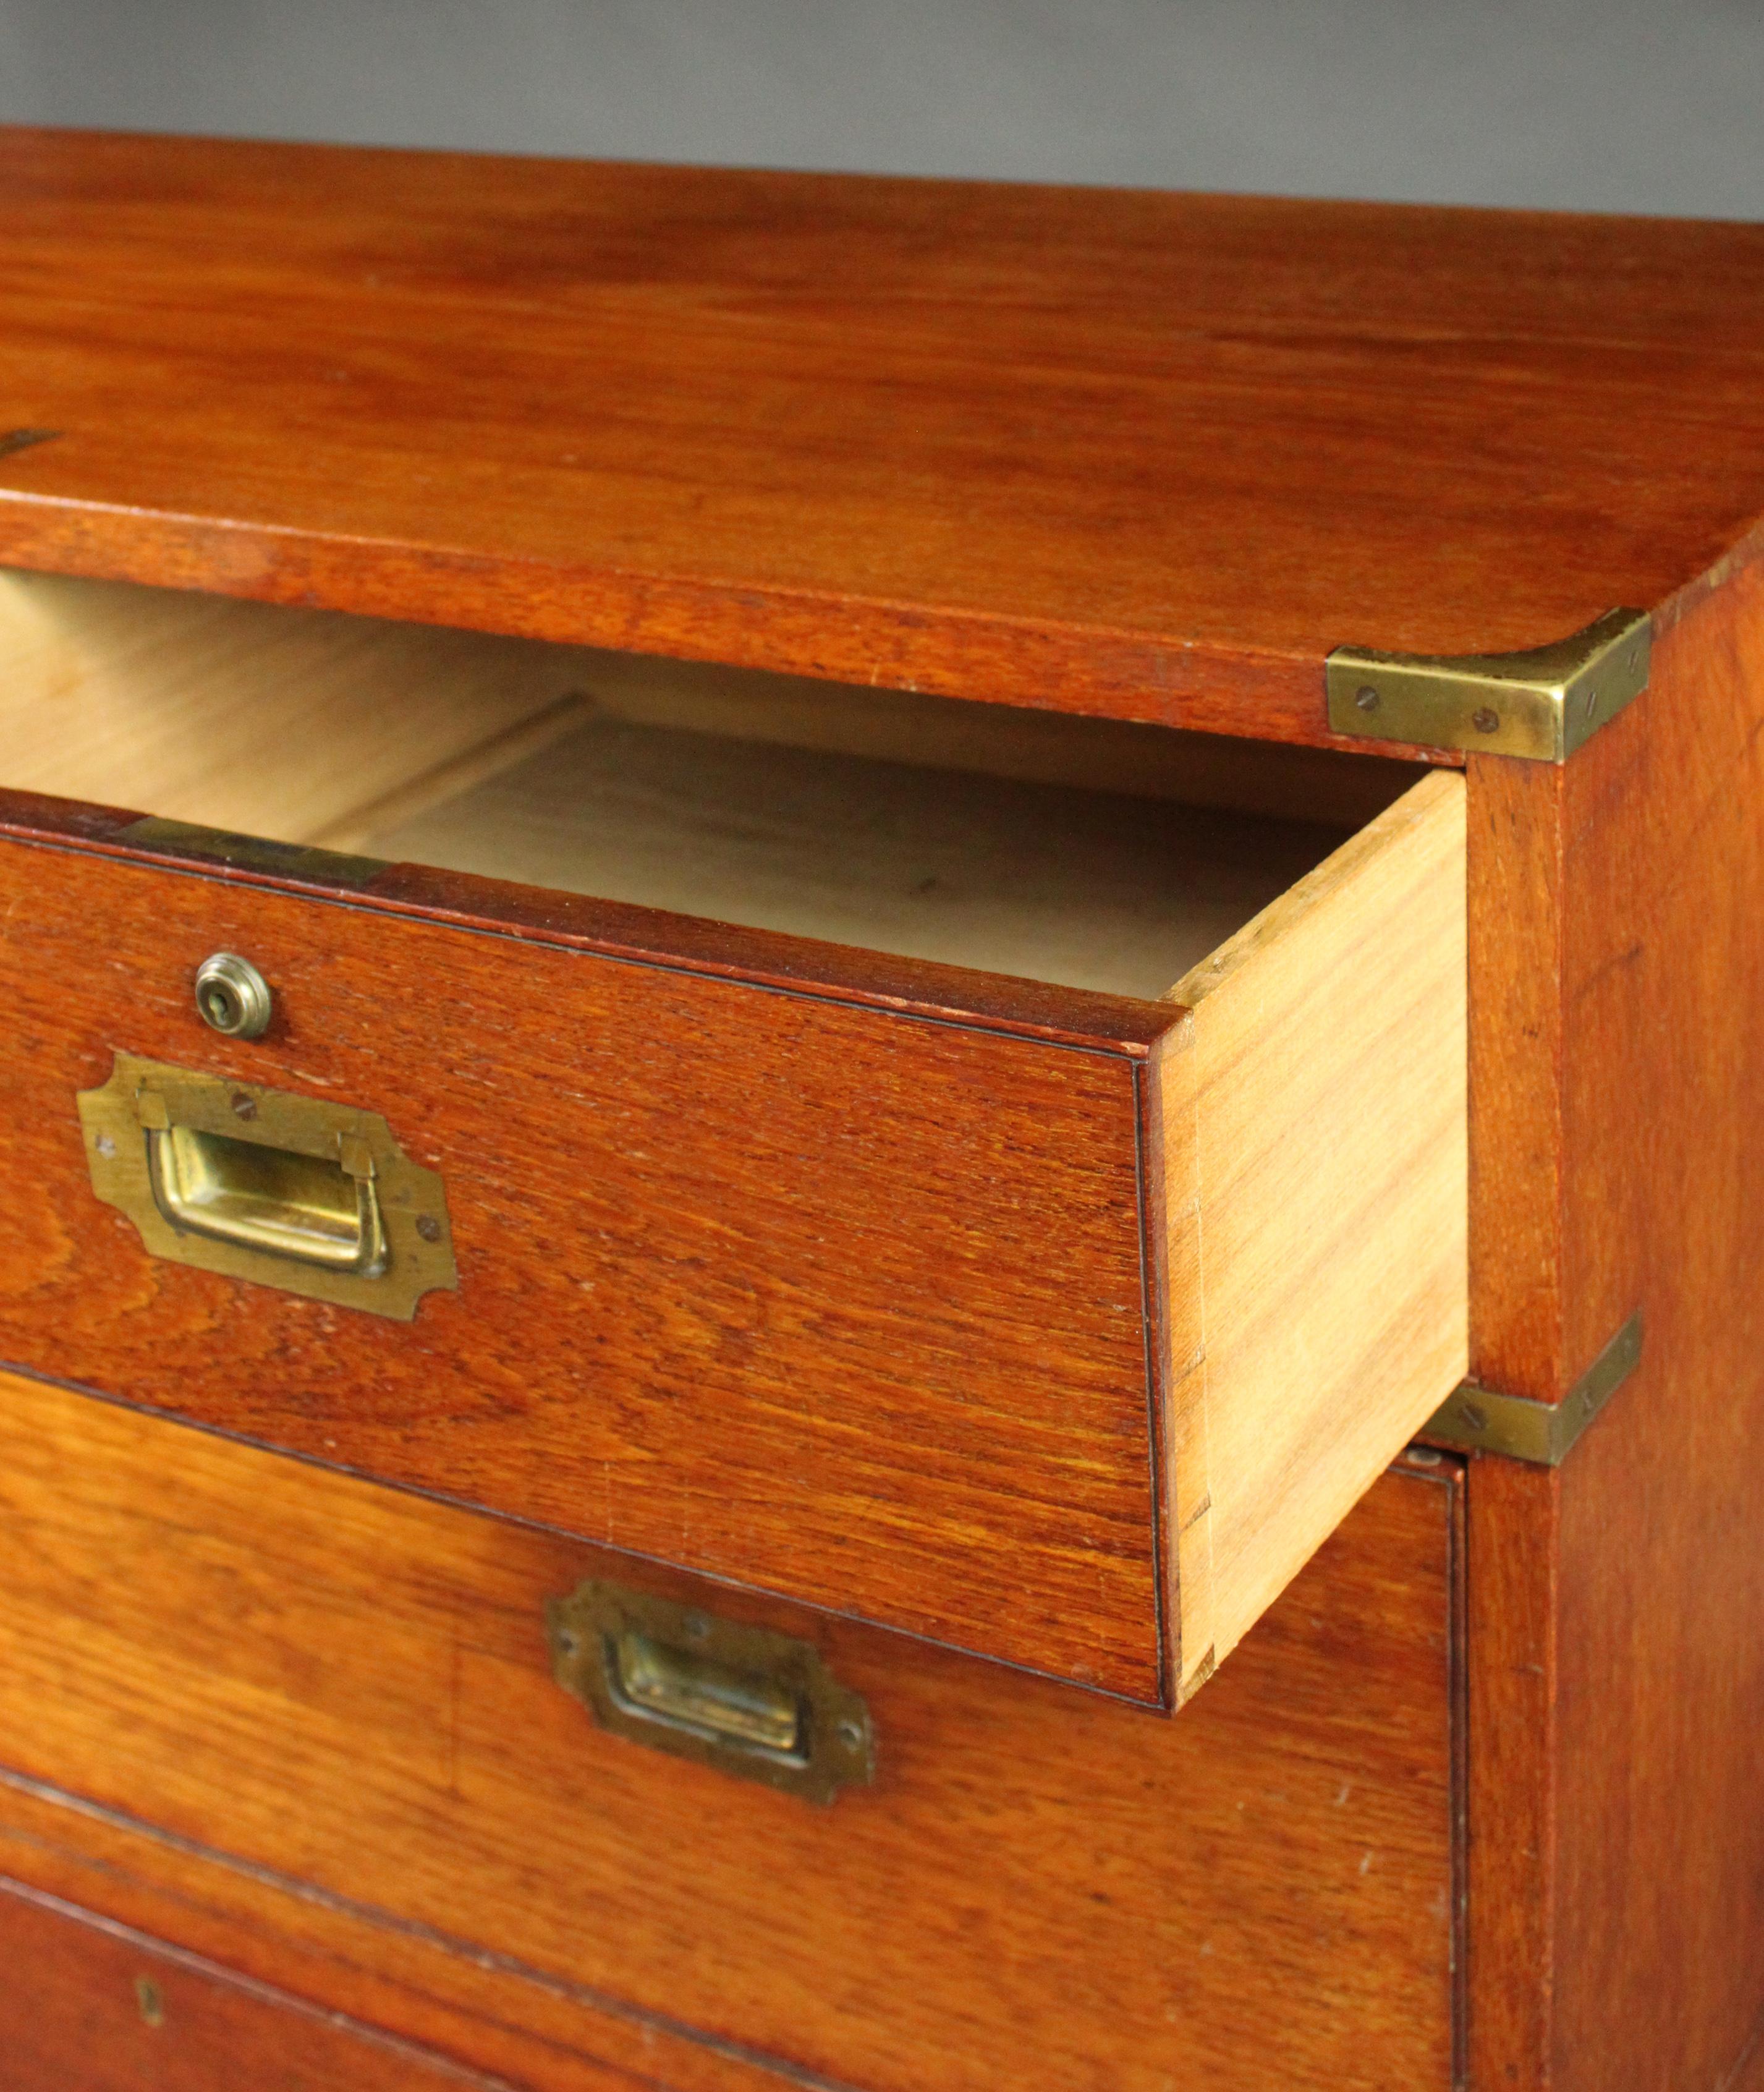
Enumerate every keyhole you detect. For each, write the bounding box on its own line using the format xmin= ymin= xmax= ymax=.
xmin=193 ymin=953 xmax=273 ymax=1039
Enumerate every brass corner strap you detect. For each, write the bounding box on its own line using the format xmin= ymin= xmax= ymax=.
xmin=1327 ymin=608 xmax=1651 ymax=762
xmin=116 ymin=815 xmax=389 ymax=892
xmin=1424 ymin=1311 xmax=1642 ymax=1466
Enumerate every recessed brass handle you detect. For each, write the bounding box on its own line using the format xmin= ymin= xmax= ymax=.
xmin=548 ymin=1578 xmax=875 ymax=1804
xmin=608 ymin=1629 xmax=805 ymax=1758
xmin=78 ymin=1052 xmax=456 ymax=1321
xmin=146 ymin=1121 xmax=388 ymax=1275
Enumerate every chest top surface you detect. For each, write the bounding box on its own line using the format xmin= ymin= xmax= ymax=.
xmin=4 ymin=125 xmax=1764 ymax=746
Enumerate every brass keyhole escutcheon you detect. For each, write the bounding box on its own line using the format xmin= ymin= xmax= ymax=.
xmin=194 ymin=951 xmax=273 ymax=1039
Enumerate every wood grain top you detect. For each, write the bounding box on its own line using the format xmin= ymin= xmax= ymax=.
xmin=4 ymin=126 xmax=1764 ymax=742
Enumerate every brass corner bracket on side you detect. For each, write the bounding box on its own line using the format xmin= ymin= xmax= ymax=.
xmin=1424 ymin=1311 xmax=1642 ymax=1466
xmin=1327 ymin=608 xmax=1652 ymax=762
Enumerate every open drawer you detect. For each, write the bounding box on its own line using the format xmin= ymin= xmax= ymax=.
xmin=0 ymin=569 xmax=1467 ymax=1708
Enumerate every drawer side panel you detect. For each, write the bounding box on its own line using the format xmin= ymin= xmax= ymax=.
xmin=1161 ymin=771 xmax=1469 ymax=1695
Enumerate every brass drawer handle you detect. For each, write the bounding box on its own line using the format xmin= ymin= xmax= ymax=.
xmin=78 ymin=1052 xmax=456 ymax=1322
xmin=609 ymin=1628 xmax=805 ymax=1755
xmin=146 ymin=1120 xmax=388 ymax=1275
xmin=548 ymin=1578 xmax=875 ymax=1805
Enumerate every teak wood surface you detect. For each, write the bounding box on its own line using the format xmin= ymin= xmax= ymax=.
xmin=1461 ymin=550 xmax=1764 ymax=2089
xmin=5 ymin=126 xmax=1764 ymax=2090
xmin=0 ymin=799 xmax=1177 ymax=1704
xmin=6 ymin=127 xmax=1764 ymax=746
xmin=0 ymin=1366 xmax=1461 ymax=2092
xmin=0 ymin=1881 xmax=509 ymax=2092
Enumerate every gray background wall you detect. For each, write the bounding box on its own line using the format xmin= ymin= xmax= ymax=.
xmin=1 ymin=1 xmax=1760 ymax=217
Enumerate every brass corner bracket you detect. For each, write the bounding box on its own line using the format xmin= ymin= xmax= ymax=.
xmin=1327 ymin=608 xmax=1651 ymax=762
xmin=1424 ymin=1311 xmax=1642 ymax=1466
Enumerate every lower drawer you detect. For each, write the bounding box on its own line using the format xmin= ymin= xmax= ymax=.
xmin=0 ymin=1370 xmax=1462 ymax=2092
xmin=0 ymin=1879 xmax=504 ymax=2092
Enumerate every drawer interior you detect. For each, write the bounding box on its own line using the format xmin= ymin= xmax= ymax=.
xmin=0 ymin=568 xmax=1420 ymax=1001
xmin=0 ymin=565 xmax=1464 ymax=1709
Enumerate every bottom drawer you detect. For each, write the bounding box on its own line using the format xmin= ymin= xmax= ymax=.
xmin=0 ymin=1369 xmax=1462 ymax=2092
xmin=0 ymin=1879 xmax=499 ymax=2091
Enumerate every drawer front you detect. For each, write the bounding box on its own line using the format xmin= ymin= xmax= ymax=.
xmin=0 ymin=761 xmax=1473 ymax=1707
xmin=0 ymin=1877 xmax=514 ymax=2091
xmin=0 ymin=809 xmax=1174 ymax=1703
xmin=0 ymin=1372 xmax=1461 ymax=2092
xmin=0 ymin=765 xmax=1465 ymax=1707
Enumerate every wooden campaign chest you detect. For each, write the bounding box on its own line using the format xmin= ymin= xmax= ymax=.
xmin=0 ymin=125 xmax=1758 ymax=2091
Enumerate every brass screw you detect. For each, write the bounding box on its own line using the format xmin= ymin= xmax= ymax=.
xmin=1471 ymin=707 xmax=1501 ymax=734
xmin=1354 ymin=685 xmax=1380 ymax=713
xmin=415 ymin=1214 xmax=443 ymax=1243
xmin=231 ymin=1092 xmax=257 ymax=1121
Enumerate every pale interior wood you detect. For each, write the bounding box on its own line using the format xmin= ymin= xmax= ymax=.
xmin=526 ymin=644 xmax=1420 ymax=831
xmin=1160 ymin=770 xmax=1469 ymax=1698
xmin=362 ymin=716 xmax=1351 ymax=1000
xmin=0 ymin=570 xmax=1418 ymax=838
xmin=0 ymin=569 xmax=1424 ymax=1001
xmin=0 ymin=569 xmax=596 ymax=846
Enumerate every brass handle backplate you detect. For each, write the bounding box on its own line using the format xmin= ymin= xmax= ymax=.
xmin=547 ymin=1578 xmax=875 ymax=1805
xmin=78 ymin=1052 xmax=456 ymax=1320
